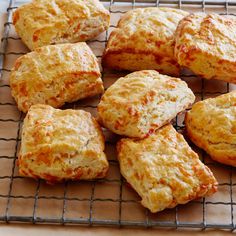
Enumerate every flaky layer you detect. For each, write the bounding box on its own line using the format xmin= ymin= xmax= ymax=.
xmin=102 ymin=7 xmax=188 ymax=76
xmin=117 ymin=124 xmax=218 ymax=213
xmin=10 ymin=43 xmax=104 ymax=113
xmin=175 ymin=13 xmax=236 ymax=83
xmin=19 ymin=104 xmax=109 ymax=183
xmin=98 ymin=70 xmax=195 ymax=138
xmin=13 ymin=0 xmax=110 ymax=50
xmin=185 ymin=91 xmax=236 ymax=166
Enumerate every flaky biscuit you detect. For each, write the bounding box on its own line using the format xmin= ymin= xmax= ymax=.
xmin=10 ymin=43 xmax=104 ymax=113
xmin=117 ymin=124 xmax=217 ymax=213
xmin=97 ymin=70 xmax=195 ymax=138
xmin=175 ymin=13 xmax=236 ymax=83
xmin=13 ymin=0 xmax=110 ymax=50
xmin=185 ymin=91 xmax=236 ymax=167
xmin=18 ymin=104 xmax=109 ymax=183
xmin=102 ymin=7 xmax=188 ymax=76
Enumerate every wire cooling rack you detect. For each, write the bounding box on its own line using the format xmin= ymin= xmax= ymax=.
xmin=0 ymin=0 xmax=236 ymax=230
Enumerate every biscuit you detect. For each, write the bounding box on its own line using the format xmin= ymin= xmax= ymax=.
xmin=102 ymin=7 xmax=188 ymax=76
xmin=18 ymin=104 xmax=109 ymax=183
xmin=13 ymin=0 xmax=110 ymax=50
xmin=117 ymin=124 xmax=217 ymax=213
xmin=174 ymin=13 xmax=236 ymax=83
xmin=185 ymin=91 xmax=236 ymax=167
xmin=97 ymin=70 xmax=195 ymax=138
xmin=10 ymin=42 xmax=104 ymax=113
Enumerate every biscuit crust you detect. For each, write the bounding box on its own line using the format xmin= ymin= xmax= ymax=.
xmin=102 ymin=7 xmax=188 ymax=76
xmin=18 ymin=104 xmax=109 ymax=183
xmin=10 ymin=43 xmax=104 ymax=113
xmin=117 ymin=124 xmax=218 ymax=213
xmin=175 ymin=13 xmax=236 ymax=83
xmin=97 ymin=70 xmax=195 ymax=138
xmin=185 ymin=91 xmax=236 ymax=167
xmin=13 ymin=0 xmax=110 ymax=50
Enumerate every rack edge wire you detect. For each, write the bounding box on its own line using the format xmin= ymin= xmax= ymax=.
xmin=0 ymin=0 xmax=14 ymax=79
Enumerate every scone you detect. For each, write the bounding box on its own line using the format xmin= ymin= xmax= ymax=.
xmin=175 ymin=13 xmax=236 ymax=83
xmin=117 ymin=124 xmax=218 ymax=213
xmin=102 ymin=7 xmax=188 ymax=76
xmin=185 ymin=91 xmax=236 ymax=167
xmin=18 ymin=104 xmax=109 ymax=183
xmin=10 ymin=42 xmax=104 ymax=113
xmin=97 ymin=70 xmax=195 ymax=138
xmin=13 ymin=0 xmax=110 ymax=50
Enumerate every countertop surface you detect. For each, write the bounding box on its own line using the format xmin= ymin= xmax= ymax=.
xmin=0 ymin=224 xmax=234 ymax=236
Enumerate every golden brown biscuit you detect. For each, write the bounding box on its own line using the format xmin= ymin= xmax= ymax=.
xmin=18 ymin=104 xmax=109 ymax=183
xmin=10 ymin=42 xmax=104 ymax=113
xmin=13 ymin=0 xmax=110 ymax=50
xmin=97 ymin=70 xmax=195 ymax=138
xmin=117 ymin=124 xmax=218 ymax=213
xmin=102 ymin=7 xmax=188 ymax=76
xmin=175 ymin=13 xmax=236 ymax=83
xmin=185 ymin=91 xmax=236 ymax=167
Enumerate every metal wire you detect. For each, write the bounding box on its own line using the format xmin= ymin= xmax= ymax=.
xmin=0 ymin=0 xmax=236 ymax=230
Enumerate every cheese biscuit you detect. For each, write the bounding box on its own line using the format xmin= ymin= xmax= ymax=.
xmin=18 ymin=104 xmax=109 ymax=183
xmin=175 ymin=13 xmax=236 ymax=83
xmin=102 ymin=7 xmax=188 ymax=76
xmin=117 ymin=124 xmax=217 ymax=213
xmin=185 ymin=91 xmax=236 ymax=166
xmin=10 ymin=43 xmax=104 ymax=113
xmin=13 ymin=0 xmax=110 ymax=50
xmin=98 ymin=70 xmax=195 ymax=138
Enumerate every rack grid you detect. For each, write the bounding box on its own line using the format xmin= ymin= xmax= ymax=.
xmin=0 ymin=0 xmax=236 ymax=230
